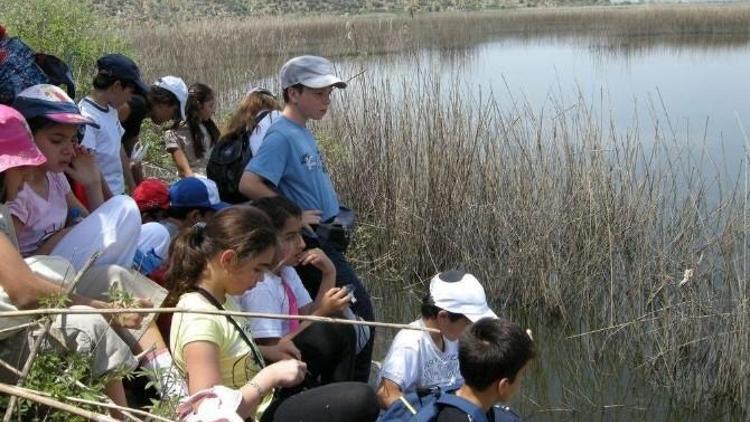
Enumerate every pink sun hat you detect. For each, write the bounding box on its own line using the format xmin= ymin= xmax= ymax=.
xmin=0 ymin=105 xmax=47 ymax=173
xmin=11 ymin=84 xmax=99 ymax=128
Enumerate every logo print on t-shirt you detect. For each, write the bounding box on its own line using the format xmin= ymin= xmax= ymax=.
xmin=300 ymin=153 xmax=323 ymax=171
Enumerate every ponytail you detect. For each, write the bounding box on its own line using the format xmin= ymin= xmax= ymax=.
xmin=164 ymin=206 xmax=278 ymax=306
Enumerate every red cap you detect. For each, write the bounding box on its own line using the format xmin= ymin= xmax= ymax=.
xmin=133 ymin=178 xmax=169 ymax=212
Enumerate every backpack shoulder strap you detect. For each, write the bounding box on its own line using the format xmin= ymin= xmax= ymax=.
xmin=435 ymin=394 xmax=490 ymax=422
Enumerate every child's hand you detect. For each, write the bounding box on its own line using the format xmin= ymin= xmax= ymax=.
xmin=298 ymin=248 xmax=335 ymax=276
xmin=260 ymin=340 xmax=301 ymax=362
xmin=110 ymin=297 xmax=151 ymax=330
xmin=301 ymin=209 xmax=322 ymax=232
xmin=65 ymin=147 xmax=101 ymax=188
xmin=317 ymin=287 xmax=350 ymax=316
xmin=266 ymin=359 xmax=307 ymax=388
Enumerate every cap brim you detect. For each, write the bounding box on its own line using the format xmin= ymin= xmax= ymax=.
xmin=464 ymin=308 xmax=498 ymax=323
xmin=303 ymin=75 xmax=347 ymax=89
xmin=46 ymin=112 xmax=100 ymax=129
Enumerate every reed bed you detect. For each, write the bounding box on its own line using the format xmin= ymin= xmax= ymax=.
xmin=316 ymin=70 xmax=749 ymax=415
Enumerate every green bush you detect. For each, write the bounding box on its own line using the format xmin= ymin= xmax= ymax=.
xmin=1 ymin=0 xmax=132 ymax=95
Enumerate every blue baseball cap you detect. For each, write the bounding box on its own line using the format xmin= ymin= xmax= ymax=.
xmin=96 ymin=54 xmax=148 ymax=95
xmin=169 ymin=176 xmax=230 ymax=211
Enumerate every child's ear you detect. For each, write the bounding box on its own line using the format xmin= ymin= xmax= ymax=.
xmin=218 ymin=249 xmax=237 ymax=269
xmin=187 ymin=209 xmax=202 ymax=224
xmin=496 ymin=377 xmax=513 ymax=401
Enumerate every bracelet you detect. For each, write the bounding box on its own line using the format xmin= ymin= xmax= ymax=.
xmin=248 ymin=380 xmax=265 ymax=398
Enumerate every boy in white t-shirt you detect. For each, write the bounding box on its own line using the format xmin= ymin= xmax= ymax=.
xmin=376 ymin=271 xmax=498 ymax=411
xmin=79 ymin=54 xmax=148 ymax=195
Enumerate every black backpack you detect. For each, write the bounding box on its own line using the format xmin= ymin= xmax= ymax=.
xmin=206 ymin=110 xmax=270 ymax=204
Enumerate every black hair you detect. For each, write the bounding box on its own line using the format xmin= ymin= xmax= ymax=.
xmin=147 ymin=85 xmax=181 ymax=120
xmin=250 ymin=196 xmax=302 ymax=231
xmin=458 ymin=318 xmax=535 ymax=390
xmin=24 ymin=116 xmax=58 ymax=135
xmin=184 ymin=83 xmax=220 ymax=159
xmin=92 ymin=71 xmax=135 ymax=91
xmin=420 ymin=292 xmax=466 ymax=322
xmin=282 ymin=84 xmax=305 ymax=103
xmin=167 ymin=206 xmax=213 ymax=221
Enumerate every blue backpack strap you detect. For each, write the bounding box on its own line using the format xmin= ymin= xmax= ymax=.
xmin=435 ymin=394 xmax=489 ymax=422
xmin=380 ymin=390 xmax=440 ymax=421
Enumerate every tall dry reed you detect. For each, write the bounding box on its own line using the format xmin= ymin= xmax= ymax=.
xmin=317 ymin=70 xmax=749 ymax=414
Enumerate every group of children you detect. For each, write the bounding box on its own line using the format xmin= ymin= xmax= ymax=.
xmin=0 ymin=42 xmax=535 ymax=421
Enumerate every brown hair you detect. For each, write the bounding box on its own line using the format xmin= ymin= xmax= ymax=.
xmin=164 ymin=205 xmax=277 ymax=306
xmin=185 ymin=83 xmax=220 ymax=159
xmin=221 ymin=90 xmax=282 ymax=141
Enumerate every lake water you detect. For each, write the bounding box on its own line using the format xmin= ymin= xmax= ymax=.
xmin=334 ymin=33 xmax=750 ymax=183
xmin=346 ymin=33 xmax=750 ymax=421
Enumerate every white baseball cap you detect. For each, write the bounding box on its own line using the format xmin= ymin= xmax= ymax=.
xmin=429 ymin=271 xmax=498 ymax=322
xmin=153 ymin=75 xmax=188 ymax=120
xmin=279 ymin=55 xmax=347 ymax=90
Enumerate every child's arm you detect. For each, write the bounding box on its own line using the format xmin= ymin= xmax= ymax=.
xmin=239 ymin=172 xmax=276 ymax=199
xmin=377 ymin=335 xmax=420 ymax=409
xmin=120 ymin=147 xmax=136 ymax=193
xmin=65 ymin=193 xmax=91 ymax=219
xmin=183 ymin=340 xmax=306 ymax=419
xmin=169 ymin=148 xmax=194 ymax=178
xmin=376 ymin=378 xmax=404 ymax=410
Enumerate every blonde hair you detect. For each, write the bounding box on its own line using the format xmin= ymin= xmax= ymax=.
xmin=221 ymin=91 xmax=282 ymax=141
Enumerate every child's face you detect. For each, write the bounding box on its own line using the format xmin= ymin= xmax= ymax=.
xmin=292 ymin=86 xmax=333 ymax=121
xmin=33 ymin=124 xmax=78 ymax=173
xmin=223 ymin=246 xmax=276 ymax=295
xmin=199 ymin=98 xmax=216 ymax=121
xmin=277 ymin=215 xmax=306 ymax=268
xmin=437 ymin=311 xmax=471 ymax=342
xmin=110 ymin=82 xmax=134 ymax=108
xmin=150 ymin=103 xmax=177 ymax=124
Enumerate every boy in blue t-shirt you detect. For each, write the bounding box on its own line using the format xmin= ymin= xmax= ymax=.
xmin=239 ymin=55 xmax=375 ymax=382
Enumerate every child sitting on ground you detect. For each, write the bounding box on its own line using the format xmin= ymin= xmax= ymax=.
xmin=7 ymin=84 xmax=141 ymax=270
xmin=377 ymin=271 xmax=498 ymax=412
xmin=240 ymin=196 xmax=357 ymax=385
xmin=411 ymin=318 xmax=535 ymax=422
